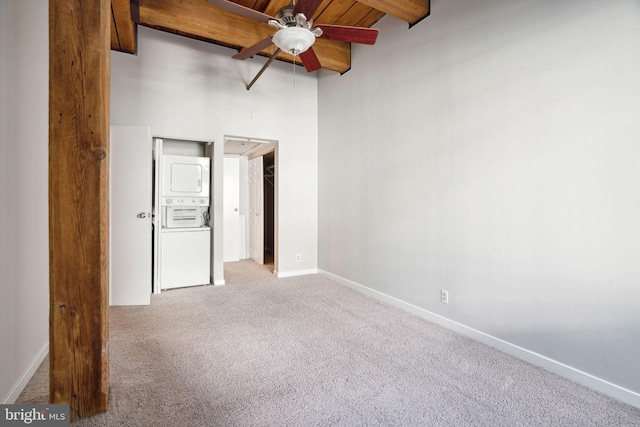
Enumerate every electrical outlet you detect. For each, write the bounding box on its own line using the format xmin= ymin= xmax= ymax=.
xmin=441 ymin=289 xmax=449 ymax=304
xmin=296 ymin=254 xmax=301 ymax=262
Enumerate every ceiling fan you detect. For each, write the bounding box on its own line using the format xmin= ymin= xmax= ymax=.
xmin=207 ymin=0 xmax=379 ymax=89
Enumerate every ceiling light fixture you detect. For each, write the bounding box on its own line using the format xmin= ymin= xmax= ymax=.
xmin=268 ymin=9 xmax=323 ymax=57
xmin=271 ymin=27 xmax=315 ymax=56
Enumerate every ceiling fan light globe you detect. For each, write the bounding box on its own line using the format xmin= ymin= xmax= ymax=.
xmin=272 ymin=27 xmax=316 ymax=56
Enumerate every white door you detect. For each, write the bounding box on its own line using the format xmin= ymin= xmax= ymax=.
xmin=223 ymin=156 xmax=240 ymax=262
xmin=249 ymin=156 xmax=264 ymax=265
xmin=110 ymin=125 xmax=152 ymax=305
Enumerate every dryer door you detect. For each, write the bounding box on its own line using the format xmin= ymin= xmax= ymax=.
xmin=162 ymin=155 xmax=210 ymax=199
xmin=170 ymin=162 xmax=202 ymax=193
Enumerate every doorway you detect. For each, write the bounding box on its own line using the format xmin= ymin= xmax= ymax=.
xmin=223 ymin=136 xmax=277 ymax=272
xmin=263 ymin=152 xmax=275 ymax=267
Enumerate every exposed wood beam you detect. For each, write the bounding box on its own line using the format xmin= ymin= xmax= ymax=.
xmin=263 ymin=0 xmax=291 ymax=18
xmin=360 ymin=10 xmax=386 ymax=27
xmin=131 ymin=0 xmax=141 ymax=23
xmin=139 ymin=0 xmax=352 ymax=73
xmin=111 ymin=0 xmax=137 ymax=53
xmin=339 ymin=3 xmax=385 ymax=28
xmin=357 ymin=0 xmax=428 ymax=25
xmin=315 ymin=0 xmax=353 ymax=25
xmin=307 ymin=0 xmax=333 ymax=22
xmin=111 ymin=9 xmax=120 ymax=48
xmin=49 ymin=0 xmax=110 ymax=421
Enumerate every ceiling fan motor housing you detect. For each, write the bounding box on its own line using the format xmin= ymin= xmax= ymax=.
xmin=275 ymin=6 xmax=309 ymax=28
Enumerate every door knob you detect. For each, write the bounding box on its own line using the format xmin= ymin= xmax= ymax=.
xmin=137 ymin=212 xmax=147 ymax=218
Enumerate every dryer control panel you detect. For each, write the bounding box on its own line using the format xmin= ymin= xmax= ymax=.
xmin=162 ymin=197 xmax=209 ymax=206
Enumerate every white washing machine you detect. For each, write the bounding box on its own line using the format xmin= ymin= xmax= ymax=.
xmin=160 ymin=227 xmax=210 ymax=289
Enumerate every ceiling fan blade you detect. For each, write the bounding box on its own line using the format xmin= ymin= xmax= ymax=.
xmin=232 ymin=37 xmax=274 ymax=60
xmin=293 ymin=0 xmax=324 ymax=20
xmin=206 ymin=0 xmax=273 ymax=23
xmin=315 ymin=25 xmax=379 ymax=45
xmin=300 ymin=47 xmax=322 ymax=72
xmin=246 ymin=48 xmax=281 ymax=90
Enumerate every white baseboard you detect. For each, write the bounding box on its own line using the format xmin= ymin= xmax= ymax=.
xmin=2 ymin=342 xmax=48 ymax=404
xmin=318 ymin=269 xmax=640 ymax=410
xmin=275 ymin=268 xmax=318 ymax=278
xmin=213 ymin=279 xmax=225 ymax=286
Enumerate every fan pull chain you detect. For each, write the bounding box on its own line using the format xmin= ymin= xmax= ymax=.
xmin=293 ymin=53 xmax=297 ymax=89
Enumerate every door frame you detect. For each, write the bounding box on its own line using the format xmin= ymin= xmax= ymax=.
xmin=222 ymin=135 xmax=278 ymax=273
xmin=247 ymin=144 xmax=277 ymax=272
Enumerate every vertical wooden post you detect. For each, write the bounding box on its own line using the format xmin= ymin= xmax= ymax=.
xmin=49 ymin=0 xmax=110 ymax=420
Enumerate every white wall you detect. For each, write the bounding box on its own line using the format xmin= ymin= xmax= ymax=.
xmin=0 ymin=0 xmax=49 ymax=403
xmin=111 ymin=27 xmax=319 ymax=281
xmin=318 ymin=0 xmax=640 ymax=405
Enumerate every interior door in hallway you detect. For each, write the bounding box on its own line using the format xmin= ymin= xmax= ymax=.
xmin=223 ymin=156 xmax=240 ymax=262
xmin=249 ymin=156 xmax=264 ymax=265
xmin=110 ymin=125 xmax=151 ymax=305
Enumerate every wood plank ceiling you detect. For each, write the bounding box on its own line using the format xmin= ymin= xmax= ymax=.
xmin=111 ymin=0 xmax=429 ymax=73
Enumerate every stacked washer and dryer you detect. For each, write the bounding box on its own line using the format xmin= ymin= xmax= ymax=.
xmin=159 ymin=154 xmax=211 ymax=289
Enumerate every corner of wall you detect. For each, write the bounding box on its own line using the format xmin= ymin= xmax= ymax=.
xmin=1 ymin=344 xmax=48 ymax=404
xmin=318 ymin=270 xmax=640 ymax=410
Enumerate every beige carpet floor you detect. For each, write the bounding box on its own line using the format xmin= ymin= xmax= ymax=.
xmin=17 ymin=260 xmax=640 ymax=426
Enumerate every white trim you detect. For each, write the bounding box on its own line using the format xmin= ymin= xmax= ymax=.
xmin=275 ymin=268 xmax=318 ymax=278
xmin=152 ymin=137 xmax=163 ymax=294
xmin=2 ymin=342 xmax=48 ymax=404
xmin=318 ymin=269 xmax=640 ymax=410
xmin=213 ymin=279 xmax=226 ymax=286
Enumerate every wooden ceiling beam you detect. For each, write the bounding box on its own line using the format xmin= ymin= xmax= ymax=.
xmin=111 ymin=0 xmax=137 ymax=53
xmin=308 ymin=0 xmax=334 ymax=22
xmin=357 ymin=0 xmax=428 ymax=25
xmin=111 ymin=11 xmax=120 ymax=49
xmin=335 ymin=2 xmax=384 ymax=27
xmin=353 ymin=7 xmax=386 ymax=28
xmin=315 ymin=0 xmax=355 ymax=25
xmin=263 ymin=0 xmax=291 ymax=16
xmin=139 ymin=0 xmax=352 ymax=73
